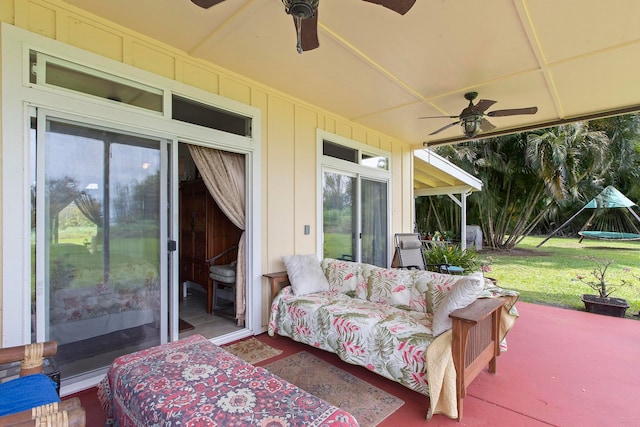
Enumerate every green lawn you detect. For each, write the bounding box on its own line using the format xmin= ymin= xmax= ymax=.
xmin=483 ymin=236 xmax=640 ymax=319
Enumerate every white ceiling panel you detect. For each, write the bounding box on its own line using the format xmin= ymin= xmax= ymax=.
xmin=550 ymin=43 xmax=640 ymax=117
xmin=525 ymin=0 xmax=640 ymax=63
xmin=60 ymin=0 xmax=640 ymax=147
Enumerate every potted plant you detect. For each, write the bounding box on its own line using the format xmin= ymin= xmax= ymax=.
xmin=575 ymin=257 xmax=630 ymax=318
xmin=423 ymin=244 xmax=478 ymax=273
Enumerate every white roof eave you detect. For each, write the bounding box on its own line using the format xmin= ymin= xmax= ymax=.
xmin=414 ymin=148 xmax=482 ymax=197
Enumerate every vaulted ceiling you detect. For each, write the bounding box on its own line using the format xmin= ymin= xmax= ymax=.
xmin=62 ymin=0 xmax=640 ymax=148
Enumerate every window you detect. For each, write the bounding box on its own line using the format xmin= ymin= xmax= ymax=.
xmin=361 ymin=153 xmax=388 ymax=170
xmin=172 ymin=95 xmax=251 ymax=137
xmin=30 ymin=51 xmax=163 ymax=112
xmin=323 ymin=140 xmax=357 ymax=163
xmin=28 ymin=51 xmax=254 ymax=138
xmin=320 ymin=133 xmax=390 ymax=267
xmin=323 ymin=140 xmax=389 ymax=169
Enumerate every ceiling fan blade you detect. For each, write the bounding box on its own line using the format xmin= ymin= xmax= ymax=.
xmin=292 ymin=12 xmax=319 ymax=52
xmin=418 ymin=115 xmax=459 ymax=119
xmin=487 ymin=106 xmax=538 ymax=117
xmin=474 ymin=99 xmax=497 ymax=113
xmin=190 ymin=0 xmax=228 ymax=9
xmin=429 ymin=121 xmax=460 ymax=135
xmin=362 ymin=0 xmax=417 ymax=15
xmin=479 ymin=118 xmax=496 ymax=132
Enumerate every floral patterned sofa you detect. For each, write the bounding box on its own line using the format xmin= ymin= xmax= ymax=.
xmin=267 ymin=256 xmax=519 ymax=421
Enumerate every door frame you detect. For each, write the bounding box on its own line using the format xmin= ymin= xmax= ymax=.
xmin=1 ymin=24 xmax=262 ymax=394
xmin=316 ymin=130 xmax=392 ymax=265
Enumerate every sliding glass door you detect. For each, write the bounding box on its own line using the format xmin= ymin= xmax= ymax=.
xmin=322 ymin=171 xmax=388 ymax=265
xmin=33 ymin=116 xmax=168 ymax=382
xmin=322 ymin=172 xmax=357 ymax=261
xmin=361 ymin=178 xmax=388 ymax=266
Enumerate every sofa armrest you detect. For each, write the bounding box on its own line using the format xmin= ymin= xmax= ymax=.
xmin=449 ymin=297 xmax=505 ymax=324
xmin=448 ymin=297 xmax=506 ymax=421
xmin=263 ymin=271 xmax=290 ymax=301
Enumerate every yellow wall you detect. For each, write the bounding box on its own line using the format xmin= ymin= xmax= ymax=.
xmin=0 ymin=0 xmax=415 ymax=330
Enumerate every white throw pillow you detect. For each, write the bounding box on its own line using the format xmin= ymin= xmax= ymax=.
xmin=431 ymin=272 xmax=485 ymax=336
xmin=282 ymin=254 xmax=330 ymax=296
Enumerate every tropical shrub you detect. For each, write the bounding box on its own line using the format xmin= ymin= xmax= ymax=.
xmin=423 ymin=244 xmax=478 ymax=273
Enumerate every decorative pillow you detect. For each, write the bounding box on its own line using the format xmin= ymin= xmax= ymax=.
xmin=362 ymin=265 xmax=413 ymax=308
xmin=282 ymin=254 xmax=329 ymax=296
xmin=320 ymin=258 xmax=365 ymax=294
xmin=424 ymin=272 xmax=469 ymax=314
xmin=431 ymin=272 xmax=485 ymax=336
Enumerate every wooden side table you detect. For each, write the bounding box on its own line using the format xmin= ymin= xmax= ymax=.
xmin=263 ymin=271 xmax=290 ymax=300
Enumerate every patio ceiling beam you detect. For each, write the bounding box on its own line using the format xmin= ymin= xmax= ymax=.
xmin=415 ymin=185 xmax=474 ymax=198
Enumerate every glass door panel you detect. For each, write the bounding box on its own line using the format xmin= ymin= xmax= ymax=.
xmin=36 ymin=118 xmax=166 ymax=382
xmin=322 ymin=172 xmax=356 ymax=261
xmin=361 ymin=178 xmax=388 ymax=266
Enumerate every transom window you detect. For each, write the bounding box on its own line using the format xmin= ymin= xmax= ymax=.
xmin=29 ymin=50 xmax=252 ymax=137
xmin=323 ymin=140 xmax=389 ymax=170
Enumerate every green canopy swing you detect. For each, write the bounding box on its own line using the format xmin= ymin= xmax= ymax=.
xmin=537 ymin=186 xmax=640 ymax=247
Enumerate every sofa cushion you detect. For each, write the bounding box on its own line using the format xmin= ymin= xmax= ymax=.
xmin=406 ymin=270 xmax=430 ymax=313
xmin=361 ymin=265 xmax=414 ymax=308
xmin=321 ymin=258 xmax=366 ymax=294
xmin=415 ymin=270 xmax=471 ymax=314
xmin=282 ymin=254 xmax=329 ymax=296
xmin=431 ymin=273 xmax=485 ymax=336
xmin=269 ymin=288 xmax=434 ymax=396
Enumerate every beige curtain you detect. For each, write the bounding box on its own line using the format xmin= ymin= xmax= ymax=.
xmin=188 ymin=145 xmax=247 ymax=326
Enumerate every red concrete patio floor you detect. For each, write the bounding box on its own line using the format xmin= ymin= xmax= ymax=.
xmin=460 ymin=301 xmax=640 ymax=426
xmin=74 ymin=301 xmax=640 ymax=426
xmin=255 ymin=301 xmax=640 ymax=426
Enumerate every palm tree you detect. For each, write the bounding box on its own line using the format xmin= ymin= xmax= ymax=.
xmin=589 ymin=113 xmax=640 ymax=200
xmin=523 ymin=123 xmax=610 ymax=237
xmin=433 ymin=122 xmax=611 ymax=249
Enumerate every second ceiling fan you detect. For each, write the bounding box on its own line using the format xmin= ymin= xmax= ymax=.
xmin=421 ymin=92 xmax=538 ymax=139
xmin=191 ymin=0 xmax=416 ymax=53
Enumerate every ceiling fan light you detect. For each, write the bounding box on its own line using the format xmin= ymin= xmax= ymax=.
xmin=462 ymin=116 xmax=481 ymax=138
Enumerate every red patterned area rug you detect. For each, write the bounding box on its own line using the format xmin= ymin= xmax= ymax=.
xmin=264 ymin=351 xmax=404 ymax=427
xmin=222 ymin=337 xmax=283 ymax=364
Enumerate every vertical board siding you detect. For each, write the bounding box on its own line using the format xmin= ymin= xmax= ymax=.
xmin=220 ymin=76 xmax=252 ymax=106
xmin=351 ymin=127 xmax=367 ymax=145
xmin=181 ymin=61 xmax=220 ymax=95
xmin=3 ymin=0 xmax=417 ymax=328
xmin=334 ymin=121 xmax=352 ymax=140
xmin=266 ymin=95 xmax=296 ymax=266
xmin=66 ymin=17 xmax=124 ymax=62
xmin=131 ymin=40 xmax=175 ymax=79
xmin=1 ymin=2 xmax=15 ymax=25
xmin=293 ymin=105 xmax=318 ymax=255
xmin=26 ymin=2 xmax=56 ymax=38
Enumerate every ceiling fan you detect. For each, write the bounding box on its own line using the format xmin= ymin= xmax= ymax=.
xmin=191 ymin=0 xmax=416 ymax=53
xmin=420 ymin=92 xmax=538 ymax=139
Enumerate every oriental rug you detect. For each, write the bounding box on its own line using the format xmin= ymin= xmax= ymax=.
xmin=263 ymin=351 xmax=404 ymax=427
xmin=222 ymin=337 xmax=282 ymax=364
